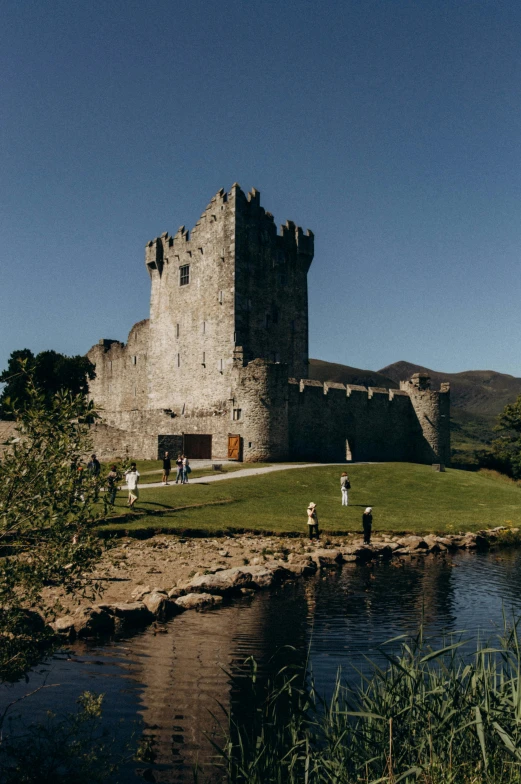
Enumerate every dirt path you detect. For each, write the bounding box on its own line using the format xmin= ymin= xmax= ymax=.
xmin=138 ymin=462 xmax=357 ymax=489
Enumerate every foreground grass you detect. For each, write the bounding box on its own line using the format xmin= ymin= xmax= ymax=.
xmin=215 ymin=623 xmax=521 ymax=784
xmin=97 ymin=462 xmax=521 ymax=536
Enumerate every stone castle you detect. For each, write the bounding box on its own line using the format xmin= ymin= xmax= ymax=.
xmin=87 ymin=184 xmax=450 ymax=464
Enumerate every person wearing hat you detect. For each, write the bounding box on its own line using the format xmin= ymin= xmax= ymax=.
xmin=362 ymin=507 xmax=373 ymax=544
xmin=307 ymin=502 xmax=319 ymax=540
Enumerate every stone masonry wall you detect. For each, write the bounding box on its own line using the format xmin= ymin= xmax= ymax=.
xmin=87 ymin=320 xmax=149 ymax=412
xmin=145 ymin=187 xmax=237 ymax=412
xmin=400 ymin=377 xmax=451 ymax=464
xmin=288 ymin=379 xmax=449 ymax=464
xmin=234 ymin=188 xmax=313 ymax=380
xmin=231 ymin=359 xmax=289 ymax=461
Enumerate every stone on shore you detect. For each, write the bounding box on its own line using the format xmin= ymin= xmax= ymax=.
xmin=422 ymin=535 xmax=447 ymax=553
xmin=396 ymin=536 xmax=429 ymax=551
xmin=52 ymin=606 xmax=115 ymax=640
xmin=312 ymin=549 xmax=343 ymax=567
xmin=98 ymin=602 xmax=153 ymax=628
xmin=175 ymin=593 xmax=223 ymax=611
xmin=167 ymin=586 xmax=186 ymax=599
xmin=284 ymin=555 xmax=317 ymax=576
xmin=186 ymin=563 xmax=292 ymax=594
xmin=142 ymin=590 xmax=170 ymax=620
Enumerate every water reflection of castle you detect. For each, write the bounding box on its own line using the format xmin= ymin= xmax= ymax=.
xmin=129 ymin=559 xmax=459 ymax=780
xmin=130 ymin=588 xmax=310 ymax=782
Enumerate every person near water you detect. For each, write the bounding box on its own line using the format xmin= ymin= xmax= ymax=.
xmin=125 ymin=463 xmax=140 ymax=508
xmin=175 ymin=454 xmax=183 ymax=484
xmin=363 ymin=507 xmax=373 ymax=544
xmin=340 ymin=472 xmax=350 ymax=506
xmin=106 ymin=464 xmax=120 ymax=505
xmin=162 ymin=451 xmax=171 ymax=485
xmin=307 ymin=502 xmax=319 ymax=540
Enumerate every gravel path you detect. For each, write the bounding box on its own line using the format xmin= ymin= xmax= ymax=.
xmin=137 ymin=462 xmax=343 ymax=489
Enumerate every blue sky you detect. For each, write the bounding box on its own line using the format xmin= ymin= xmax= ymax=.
xmin=2 ymin=0 xmax=521 ymax=376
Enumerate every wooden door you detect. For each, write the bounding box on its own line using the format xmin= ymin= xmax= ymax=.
xmin=183 ymin=434 xmax=212 ymax=459
xmin=228 ymin=434 xmax=241 ymax=460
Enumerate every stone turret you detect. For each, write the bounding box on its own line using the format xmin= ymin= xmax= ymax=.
xmin=400 ymin=373 xmax=451 ymax=465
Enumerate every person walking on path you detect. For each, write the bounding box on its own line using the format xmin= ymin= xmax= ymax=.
xmin=307 ymin=502 xmax=319 ymax=540
xmin=125 ymin=463 xmax=140 ymax=508
xmin=175 ymin=454 xmax=183 ymax=484
xmin=106 ymin=464 xmax=120 ymax=506
xmin=182 ymin=455 xmax=191 ymax=484
xmin=162 ymin=452 xmax=171 ymax=485
xmin=363 ymin=507 xmax=373 ymax=544
xmin=340 ymin=472 xmax=350 ymax=506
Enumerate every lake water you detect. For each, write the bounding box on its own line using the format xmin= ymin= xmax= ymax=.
xmin=3 ymin=549 xmax=521 ymax=782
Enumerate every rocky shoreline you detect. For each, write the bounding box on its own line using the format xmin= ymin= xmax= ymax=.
xmin=50 ymin=526 xmax=519 ymax=641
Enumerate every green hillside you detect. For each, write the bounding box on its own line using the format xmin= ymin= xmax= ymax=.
xmin=99 ymin=463 xmax=521 ymax=536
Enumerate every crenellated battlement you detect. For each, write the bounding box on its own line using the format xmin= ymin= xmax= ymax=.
xmin=87 ymin=183 xmax=450 ymax=466
xmin=288 ymin=377 xmax=419 ymax=403
xmin=145 ymin=183 xmax=314 ymax=282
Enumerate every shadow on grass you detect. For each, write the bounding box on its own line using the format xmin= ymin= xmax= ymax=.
xmin=98 ymin=498 xmax=236 ymax=528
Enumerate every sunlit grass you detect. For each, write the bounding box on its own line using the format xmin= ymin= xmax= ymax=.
xmin=97 ymin=462 xmax=521 ymax=536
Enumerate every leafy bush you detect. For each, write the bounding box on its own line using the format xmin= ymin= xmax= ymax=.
xmin=0 ymin=370 xmax=105 ymax=681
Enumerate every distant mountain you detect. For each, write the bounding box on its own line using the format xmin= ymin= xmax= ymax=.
xmin=308 ymin=359 xmax=397 ymax=390
xmin=379 ymin=361 xmax=521 ymax=419
xmin=309 ymin=358 xmax=521 ymax=456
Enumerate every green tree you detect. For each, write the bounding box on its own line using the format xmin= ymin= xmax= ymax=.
xmin=0 ymin=349 xmax=95 ymax=419
xmin=0 ymin=366 xmax=105 ymax=682
xmin=493 ymin=394 xmax=521 ymax=479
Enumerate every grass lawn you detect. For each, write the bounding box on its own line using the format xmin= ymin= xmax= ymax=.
xmin=97 ymin=462 xmax=521 ymax=537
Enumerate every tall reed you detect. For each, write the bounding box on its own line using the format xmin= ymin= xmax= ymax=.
xmin=213 ymin=621 xmax=521 ymax=783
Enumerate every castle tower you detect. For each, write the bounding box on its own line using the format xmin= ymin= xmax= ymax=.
xmin=144 ymin=184 xmax=314 ymax=412
xmin=400 ymin=373 xmax=451 ymax=465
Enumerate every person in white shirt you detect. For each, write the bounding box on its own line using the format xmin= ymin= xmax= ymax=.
xmin=340 ymin=472 xmax=350 ymax=506
xmin=124 ymin=463 xmax=140 ymax=508
xmin=182 ymin=455 xmax=190 ymax=484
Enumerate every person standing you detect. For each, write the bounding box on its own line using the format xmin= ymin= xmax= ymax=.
xmin=363 ymin=507 xmax=373 ymax=544
xmin=307 ymin=502 xmax=319 ymax=540
xmin=87 ymin=453 xmax=101 ymax=500
xmin=75 ymin=463 xmax=85 ymax=502
xmin=340 ymin=472 xmax=350 ymax=506
xmin=162 ymin=451 xmax=171 ymax=485
xmin=87 ymin=454 xmax=101 ymax=477
xmin=175 ymin=454 xmax=183 ymax=484
xmin=125 ymin=463 xmax=140 ymax=508
xmin=182 ymin=455 xmax=190 ymax=484
xmin=106 ymin=464 xmax=120 ymax=505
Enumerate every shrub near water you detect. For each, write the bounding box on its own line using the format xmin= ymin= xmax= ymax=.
xmin=217 ymin=623 xmax=521 ymax=783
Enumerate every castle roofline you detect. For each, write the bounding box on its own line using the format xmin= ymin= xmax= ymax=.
xmin=145 ymin=184 xmax=313 ymax=249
